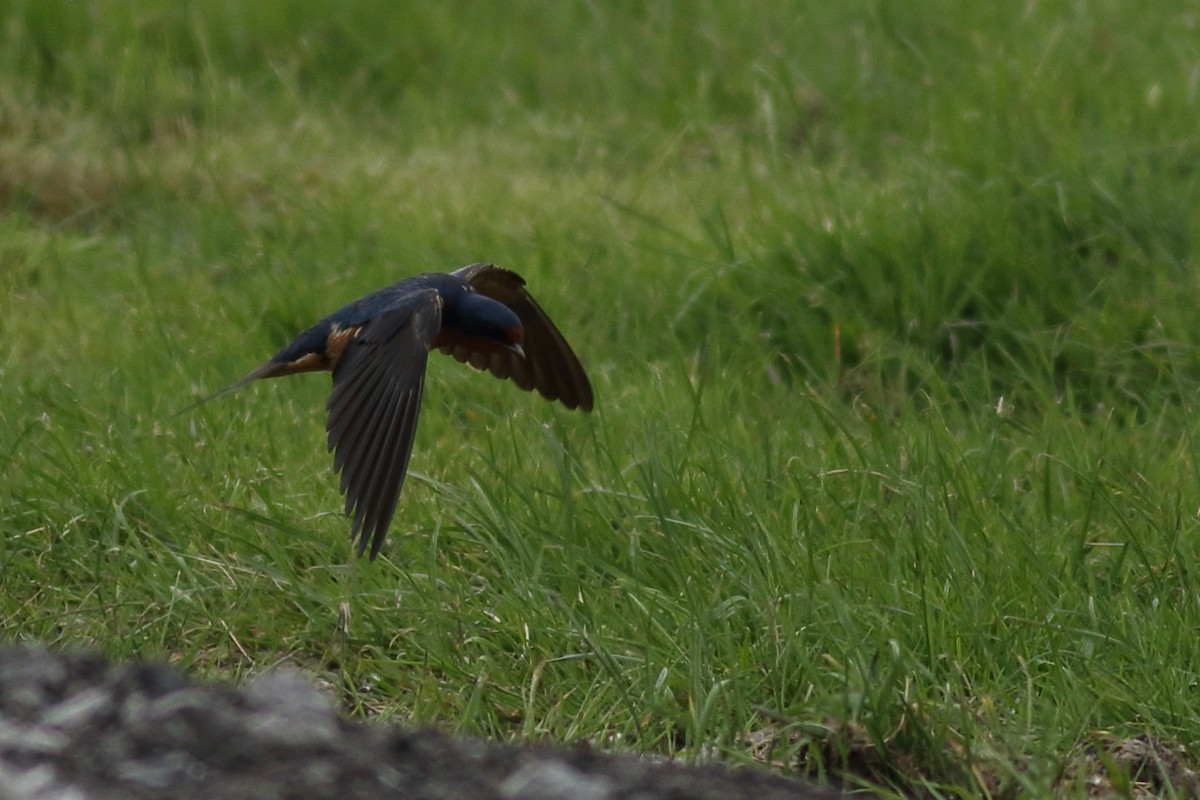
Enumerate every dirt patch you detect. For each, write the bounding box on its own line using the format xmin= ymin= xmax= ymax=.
xmin=1058 ymin=732 xmax=1200 ymax=798
xmin=0 ymin=645 xmax=840 ymax=799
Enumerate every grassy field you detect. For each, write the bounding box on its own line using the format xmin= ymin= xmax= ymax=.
xmin=3 ymin=1 xmax=1200 ymax=795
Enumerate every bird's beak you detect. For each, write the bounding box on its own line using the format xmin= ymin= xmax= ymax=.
xmin=506 ymin=342 xmax=526 ymax=360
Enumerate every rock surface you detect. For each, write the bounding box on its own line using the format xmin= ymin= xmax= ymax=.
xmin=0 ymin=645 xmax=839 ymax=800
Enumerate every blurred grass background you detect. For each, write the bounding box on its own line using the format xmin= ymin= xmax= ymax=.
xmin=2 ymin=1 xmax=1200 ymax=795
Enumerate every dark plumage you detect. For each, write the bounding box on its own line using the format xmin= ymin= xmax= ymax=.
xmin=183 ymin=263 xmax=593 ymax=559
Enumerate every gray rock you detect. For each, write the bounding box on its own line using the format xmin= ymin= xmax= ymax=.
xmin=0 ymin=645 xmax=841 ymax=800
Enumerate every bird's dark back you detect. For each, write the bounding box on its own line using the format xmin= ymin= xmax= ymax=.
xmin=269 ymin=273 xmax=466 ymax=365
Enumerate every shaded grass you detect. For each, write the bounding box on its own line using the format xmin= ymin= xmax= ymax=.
xmin=2 ymin=1 xmax=1200 ymax=796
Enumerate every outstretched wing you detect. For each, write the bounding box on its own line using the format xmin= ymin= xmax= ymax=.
xmin=325 ymin=289 xmax=442 ymax=559
xmin=442 ymin=263 xmax=594 ymax=411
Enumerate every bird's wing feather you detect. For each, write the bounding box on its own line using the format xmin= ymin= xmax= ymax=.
xmin=443 ymin=263 xmax=594 ymax=411
xmin=326 ymin=289 xmax=442 ymax=558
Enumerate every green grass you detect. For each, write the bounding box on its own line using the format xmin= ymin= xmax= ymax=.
xmin=3 ymin=1 xmax=1200 ymax=795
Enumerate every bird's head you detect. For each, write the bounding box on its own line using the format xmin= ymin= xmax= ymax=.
xmin=456 ymin=293 xmax=525 ymax=357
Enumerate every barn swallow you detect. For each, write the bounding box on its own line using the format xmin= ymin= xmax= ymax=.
xmin=182 ymin=263 xmax=593 ymax=559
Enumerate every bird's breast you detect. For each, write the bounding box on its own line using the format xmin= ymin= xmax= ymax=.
xmin=431 ymin=326 xmax=510 ymax=354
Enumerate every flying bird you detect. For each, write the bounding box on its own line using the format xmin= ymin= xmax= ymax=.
xmin=182 ymin=263 xmax=593 ymax=559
